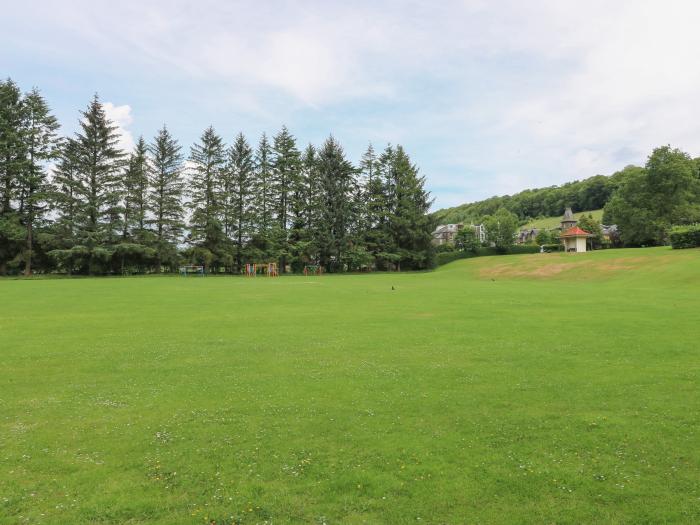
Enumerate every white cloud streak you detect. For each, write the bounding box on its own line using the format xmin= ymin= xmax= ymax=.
xmin=7 ymin=0 xmax=700 ymax=207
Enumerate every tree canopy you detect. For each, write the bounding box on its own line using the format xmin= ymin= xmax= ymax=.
xmin=0 ymin=78 xmax=435 ymax=275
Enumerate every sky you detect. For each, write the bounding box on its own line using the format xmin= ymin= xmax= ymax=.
xmin=3 ymin=1 xmax=700 ymax=210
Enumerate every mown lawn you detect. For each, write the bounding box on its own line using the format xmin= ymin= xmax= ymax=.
xmin=1 ymin=247 xmax=699 ymax=524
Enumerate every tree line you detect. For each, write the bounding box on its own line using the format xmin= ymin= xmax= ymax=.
xmin=435 ymin=147 xmax=700 ymax=249
xmin=432 ymin=171 xmax=631 ymax=226
xmin=0 ymin=79 xmax=434 ymax=275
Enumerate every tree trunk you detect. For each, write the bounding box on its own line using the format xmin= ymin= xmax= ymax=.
xmin=24 ymin=215 xmax=33 ymax=276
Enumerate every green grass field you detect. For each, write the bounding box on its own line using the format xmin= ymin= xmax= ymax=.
xmin=2 ymin=247 xmax=699 ymax=524
xmin=522 ymin=209 xmax=604 ymax=230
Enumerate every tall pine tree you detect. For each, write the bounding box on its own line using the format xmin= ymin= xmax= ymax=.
xmin=271 ymin=126 xmax=300 ymax=272
xmin=188 ymin=126 xmax=226 ymax=268
xmin=224 ymin=133 xmax=255 ymax=272
xmin=72 ymin=95 xmax=126 ymax=254
xmin=18 ymin=87 xmax=60 ymax=275
xmin=51 ymin=138 xmax=81 ymax=247
xmin=315 ymin=136 xmax=357 ymax=271
xmin=121 ymin=137 xmax=149 ymax=242
xmin=0 ymin=79 xmax=26 ymax=274
xmin=387 ymin=146 xmax=434 ymax=270
xmin=149 ymin=125 xmax=184 ymax=270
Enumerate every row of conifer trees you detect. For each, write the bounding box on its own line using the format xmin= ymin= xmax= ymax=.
xmin=0 ymin=78 xmax=435 ymax=275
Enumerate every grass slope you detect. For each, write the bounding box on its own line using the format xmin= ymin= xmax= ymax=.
xmin=521 ymin=209 xmax=604 ymax=230
xmin=1 ymin=247 xmax=699 ymax=524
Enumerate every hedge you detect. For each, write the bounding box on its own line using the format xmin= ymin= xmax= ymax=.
xmin=436 ymin=244 xmax=540 ymax=266
xmin=669 ymin=224 xmax=700 ymax=249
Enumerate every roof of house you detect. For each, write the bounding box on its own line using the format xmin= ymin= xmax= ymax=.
xmin=432 ymin=223 xmax=462 ymax=235
xmin=561 ymin=226 xmax=592 ymax=237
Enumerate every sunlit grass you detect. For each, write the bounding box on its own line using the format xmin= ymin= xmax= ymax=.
xmin=1 ymin=247 xmax=699 ymax=523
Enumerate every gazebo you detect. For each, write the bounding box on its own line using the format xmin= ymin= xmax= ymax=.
xmin=561 ymin=226 xmax=591 ymax=253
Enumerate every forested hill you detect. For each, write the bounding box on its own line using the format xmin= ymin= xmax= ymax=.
xmin=432 ymin=166 xmax=642 ymax=225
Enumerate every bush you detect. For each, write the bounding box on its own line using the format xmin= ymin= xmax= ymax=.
xmin=540 ymin=243 xmax=562 ymax=252
xmin=435 ymin=245 xmax=541 ymax=266
xmin=669 ymin=224 xmax=700 ymax=249
xmin=507 ymin=245 xmax=542 ymax=255
xmin=436 ymin=251 xmax=474 ymax=266
xmin=435 ymin=242 xmax=456 ymax=253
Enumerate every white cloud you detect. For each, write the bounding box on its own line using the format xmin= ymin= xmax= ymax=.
xmin=102 ymin=102 xmax=135 ymax=153
xmin=7 ymin=0 xmax=700 ymax=207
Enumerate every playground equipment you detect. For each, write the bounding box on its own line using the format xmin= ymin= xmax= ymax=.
xmin=179 ymin=265 xmax=204 ymax=277
xmin=266 ymin=262 xmax=279 ymax=277
xmin=303 ymin=264 xmax=323 ymax=276
xmin=245 ymin=262 xmax=279 ymax=277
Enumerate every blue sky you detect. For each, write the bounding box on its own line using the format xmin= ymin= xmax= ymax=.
xmin=3 ymin=1 xmax=700 ymax=210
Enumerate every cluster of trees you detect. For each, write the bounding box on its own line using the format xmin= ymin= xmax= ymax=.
xmin=433 ymin=170 xmax=634 ymax=225
xmin=603 ymin=146 xmax=700 ymax=246
xmin=435 ymin=145 xmax=700 ymax=250
xmin=0 ymin=79 xmax=434 ymax=275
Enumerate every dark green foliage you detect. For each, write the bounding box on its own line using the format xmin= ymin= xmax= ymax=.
xmin=380 ymin=145 xmax=435 ymax=270
xmin=122 ymin=137 xmax=149 ymax=242
xmin=669 ymin=224 xmax=700 ymax=249
xmin=270 ymin=126 xmax=301 ymax=272
xmin=455 ymin=227 xmax=479 ymax=253
xmin=15 ymin=87 xmax=61 ymax=275
xmin=436 ymin=250 xmax=473 ymax=265
xmin=535 ymin=229 xmax=558 ymax=245
xmin=188 ymin=126 xmax=226 ymax=265
xmin=71 ymin=95 xmax=127 ymax=251
xmin=577 ymin=213 xmax=604 ymax=248
xmin=224 ymin=133 xmax=255 ymax=271
xmin=252 ymin=133 xmax=274 ymax=248
xmin=148 ymin=126 xmax=184 ymax=270
xmin=604 ymin=146 xmax=700 ymax=246
xmin=434 ymin=170 xmax=631 ymax=225
xmin=484 ymin=207 xmax=519 ymax=252
xmin=314 ymin=136 xmax=357 ymax=271
xmin=436 ymin=244 xmax=541 ymax=265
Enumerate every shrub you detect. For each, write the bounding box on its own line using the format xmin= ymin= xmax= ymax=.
xmin=436 ymin=251 xmax=473 ymax=266
xmin=435 ymin=242 xmax=456 ymax=253
xmin=507 ymin=245 xmax=542 ymax=255
xmin=540 ymin=243 xmax=562 ymax=252
xmin=669 ymin=224 xmax=700 ymax=249
xmin=435 ymin=245 xmax=541 ymax=266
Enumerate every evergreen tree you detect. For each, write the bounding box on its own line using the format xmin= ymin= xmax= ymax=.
xmin=271 ymin=126 xmax=300 ymax=272
xmin=72 ymin=95 xmax=126 ymax=254
xmin=357 ymin=144 xmax=376 ymax=236
xmin=188 ymin=126 xmax=226 ymax=267
xmin=0 ymin=79 xmax=27 ymax=274
xmin=18 ymin=87 xmax=60 ymax=275
xmin=370 ymin=145 xmax=398 ymax=268
xmin=0 ymin=79 xmax=26 ymax=215
xmin=251 ymin=133 xmax=274 ymax=258
xmin=315 ymin=136 xmax=357 ymax=271
xmin=287 ymin=143 xmax=317 ymax=270
xmin=386 ymin=146 xmax=434 ymax=269
xmin=149 ymin=125 xmax=184 ymax=270
xmin=51 ymin=138 xmax=81 ymax=247
xmin=225 ymin=132 xmax=255 ymax=272
xmin=122 ymin=137 xmax=149 ymax=241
